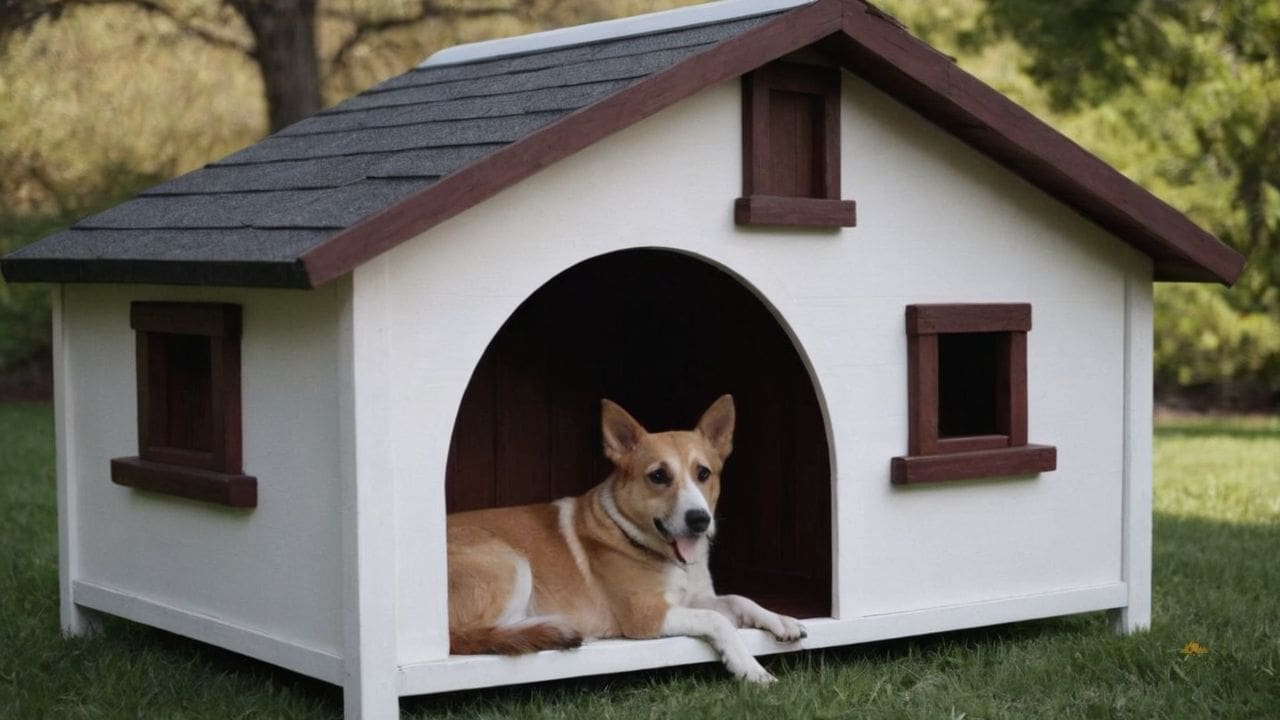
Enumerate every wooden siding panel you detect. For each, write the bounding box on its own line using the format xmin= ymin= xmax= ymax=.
xmin=445 ymin=357 xmax=497 ymax=511
xmin=493 ymin=322 xmax=552 ymax=507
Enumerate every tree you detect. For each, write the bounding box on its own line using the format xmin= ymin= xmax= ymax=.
xmin=0 ymin=0 xmax=523 ymax=131
xmin=875 ymin=0 xmax=1280 ymax=404
xmin=965 ymin=0 xmax=1280 ymax=310
xmin=232 ymin=0 xmax=323 ymax=131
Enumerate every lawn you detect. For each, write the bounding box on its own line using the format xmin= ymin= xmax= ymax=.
xmin=1 ymin=404 xmax=1276 ymax=719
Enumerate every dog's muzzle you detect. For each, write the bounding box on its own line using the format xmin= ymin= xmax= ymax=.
xmin=654 ymin=514 xmax=709 ymax=565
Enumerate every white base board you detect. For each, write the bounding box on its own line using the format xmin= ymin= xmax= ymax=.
xmin=72 ymin=580 xmax=1126 ymax=697
xmin=397 ymin=583 xmax=1128 ymax=696
xmin=72 ymin=580 xmax=345 ymax=685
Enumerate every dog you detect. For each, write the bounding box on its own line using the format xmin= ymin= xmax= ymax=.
xmin=446 ymin=394 xmax=806 ymax=683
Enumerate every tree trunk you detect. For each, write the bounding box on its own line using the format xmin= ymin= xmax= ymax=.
xmin=229 ymin=0 xmax=322 ymax=132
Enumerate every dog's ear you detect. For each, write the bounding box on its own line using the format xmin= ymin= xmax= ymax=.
xmin=696 ymin=394 xmax=735 ymax=461
xmin=601 ymin=399 xmax=647 ymax=464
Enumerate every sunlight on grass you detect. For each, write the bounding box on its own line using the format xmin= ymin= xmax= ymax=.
xmin=1154 ymin=415 xmax=1280 ymax=524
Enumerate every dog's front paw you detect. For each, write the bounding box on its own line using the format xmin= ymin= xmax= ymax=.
xmin=727 ymin=655 xmax=776 ymax=684
xmin=753 ymin=611 xmax=805 ymax=642
xmin=772 ymin=614 xmax=807 ymax=643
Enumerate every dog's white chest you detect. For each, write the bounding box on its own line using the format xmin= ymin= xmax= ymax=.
xmin=664 ymin=562 xmax=714 ymax=607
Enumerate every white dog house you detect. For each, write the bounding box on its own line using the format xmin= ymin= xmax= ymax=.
xmin=1 ymin=0 xmax=1244 ymax=717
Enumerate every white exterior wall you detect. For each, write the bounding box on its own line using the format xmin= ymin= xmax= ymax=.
xmin=371 ymin=72 xmax=1153 ymax=667
xmin=58 ymin=282 xmax=349 ymax=680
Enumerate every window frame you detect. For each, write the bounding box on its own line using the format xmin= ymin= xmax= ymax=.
xmin=735 ymin=61 xmax=857 ymax=227
xmin=110 ymin=302 xmax=257 ymax=507
xmin=892 ymin=303 xmax=1056 ymax=485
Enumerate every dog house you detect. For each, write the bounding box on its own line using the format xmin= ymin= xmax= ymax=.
xmin=1 ymin=0 xmax=1244 ymax=718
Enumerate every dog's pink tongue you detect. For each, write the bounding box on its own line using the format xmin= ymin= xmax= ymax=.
xmin=673 ymin=536 xmax=699 ymax=564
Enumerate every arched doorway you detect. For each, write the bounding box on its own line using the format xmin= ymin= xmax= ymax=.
xmin=445 ymin=248 xmax=831 ymax=618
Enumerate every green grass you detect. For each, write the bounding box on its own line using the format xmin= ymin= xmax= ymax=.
xmin=1 ymin=405 xmax=1276 ymax=719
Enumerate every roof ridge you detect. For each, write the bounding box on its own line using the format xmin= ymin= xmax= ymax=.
xmin=419 ymin=0 xmax=814 ymax=69
xmin=382 ymin=35 xmax=721 ymax=95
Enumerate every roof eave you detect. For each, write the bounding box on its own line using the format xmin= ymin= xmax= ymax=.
xmin=0 ymin=255 xmax=312 ymax=289
xmin=1155 ymin=258 xmax=1242 ymax=284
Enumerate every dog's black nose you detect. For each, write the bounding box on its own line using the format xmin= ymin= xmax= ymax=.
xmin=685 ymin=509 xmax=711 ymax=534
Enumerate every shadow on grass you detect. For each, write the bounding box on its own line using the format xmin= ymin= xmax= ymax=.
xmin=1152 ymin=512 xmax=1280 ymax=603
xmin=400 ymin=612 xmax=1109 ymax=717
xmin=116 ymin=619 xmax=344 ymax=707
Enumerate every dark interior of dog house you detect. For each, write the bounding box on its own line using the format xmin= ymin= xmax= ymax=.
xmin=445 ymin=248 xmax=832 ymax=619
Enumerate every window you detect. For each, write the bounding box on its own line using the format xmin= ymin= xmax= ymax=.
xmin=110 ymin=302 xmax=256 ymax=507
xmin=891 ymin=303 xmax=1056 ymax=485
xmin=736 ymin=61 xmax=856 ymax=227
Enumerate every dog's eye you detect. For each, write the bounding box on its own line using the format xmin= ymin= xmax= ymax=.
xmin=696 ymin=466 xmax=711 ymax=482
xmin=647 ymin=468 xmax=671 ymax=486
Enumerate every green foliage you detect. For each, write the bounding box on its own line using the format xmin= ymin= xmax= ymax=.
xmin=0 ymin=215 xmax=59 ymax=371
xmin=0 ymin=283 xmax=49 ymax=373
xmin=971 ymin=0 xmax=1280 ymax=309
xmin=1154 ymin=284 xmax=1280 ymax=392
xmin=2 ymin=404 xmax=1277 ymax=717
xmin=0 ymin=3 xmax=266 ymax=215
xmin=880 ymin=0 xmax=1280 ymax=404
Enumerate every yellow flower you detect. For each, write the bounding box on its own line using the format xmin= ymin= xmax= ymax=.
xmin=1180 ymin=641 xmax=1209 ymax=656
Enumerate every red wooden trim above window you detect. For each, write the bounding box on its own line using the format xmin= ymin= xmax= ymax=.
xmin=737 ymin=61 xmax=855 ymax=228
xmin=906 ymin=303 xmax=1031 ymax=335
xmin=130 ymin=302 xmax=241 ymax=337
xmin=893 ymin=302 xmax=1054 ymax=485
xmin=111 ymin=301 xmax=256 ymax=508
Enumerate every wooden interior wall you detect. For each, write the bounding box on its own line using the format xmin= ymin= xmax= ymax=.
xmin=445 ymin=249 xmax=831 ymax=618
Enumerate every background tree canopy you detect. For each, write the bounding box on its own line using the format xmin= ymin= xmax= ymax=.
xmin=957 ymin=0 xmax=1280 ymax=403
xmin=0 ymin=0 xmax=1276 ymax=406
xmin=972 ymin=0 xmax=1280 ymax=309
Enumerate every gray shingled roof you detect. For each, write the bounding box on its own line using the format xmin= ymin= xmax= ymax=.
xmin=2 ymin=13 xmax=778 ymax=288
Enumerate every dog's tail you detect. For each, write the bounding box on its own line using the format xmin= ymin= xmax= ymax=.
xmin=450 ymin=617 xmax=583 ymax=655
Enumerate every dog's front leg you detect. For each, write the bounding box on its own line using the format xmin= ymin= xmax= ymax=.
xmin=661 ymin=606 xmax=775 ymax=683
xmin=692 ymin=595 xmax=807 ymax=642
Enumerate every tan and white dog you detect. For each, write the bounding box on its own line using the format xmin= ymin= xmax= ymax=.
xmin=447 ymin=394 xmax=806 ymax=682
